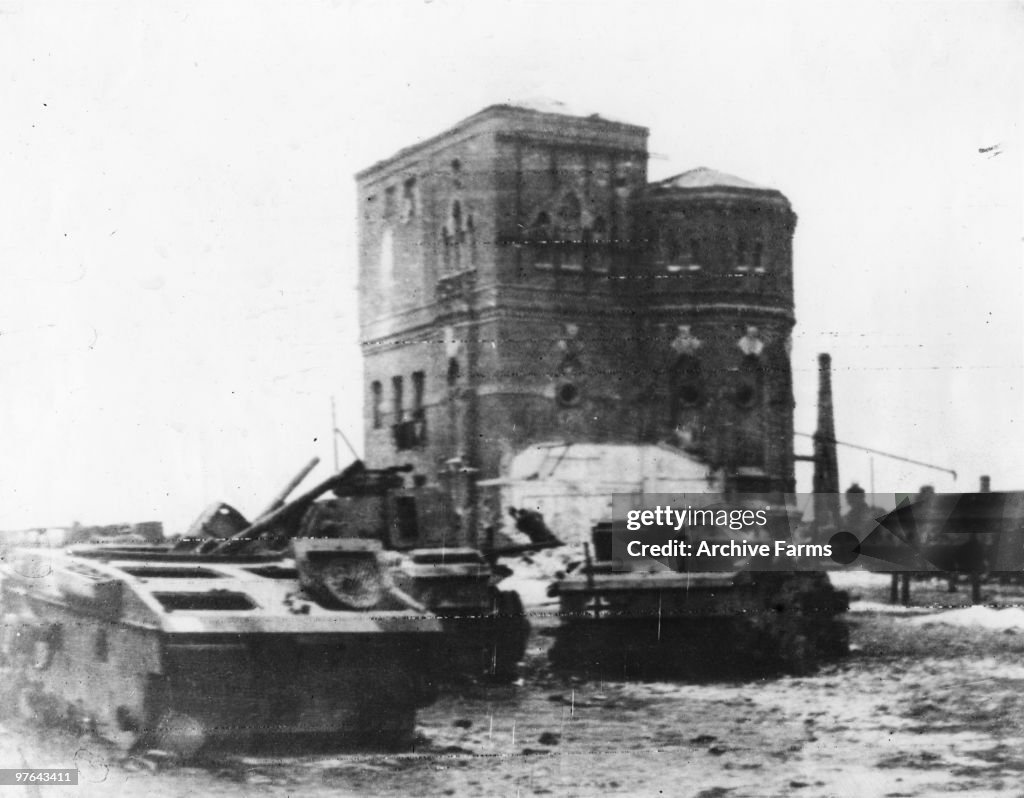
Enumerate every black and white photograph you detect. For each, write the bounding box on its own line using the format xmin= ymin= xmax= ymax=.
xmin=1 ymin=1 xmax=1022 ymax=796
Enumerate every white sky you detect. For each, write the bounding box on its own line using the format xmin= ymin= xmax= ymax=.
xmin=0 ymin=0 xmax=1021 ymax=531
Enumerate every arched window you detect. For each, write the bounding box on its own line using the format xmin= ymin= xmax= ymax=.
xmin=401 ymin=177 xmax=417 ymax=222
xmin=735 ymin=237 xmax=750 ymax=272
xmin=440 ymin=226 xmax=452 ymax=273
xmin=752 ymin=240 xmax=765 ymax=272
xmin=689 ymin=238 xmax=702 ymax=268
xmin=663 ymin=231 xmax=682 ymax=271
xmin=442 ymin=199 xmax=466 ymax=272
xmin=531 ymin=212 xmax=553 ymax=269
xmin=558 ymin=193 xmax=583 ymax=271
xmin=531 ymin=211 xmax=551 ymax=238
xmin=447 ymin=357 xmax=461 ymax=387
xmin=370 ymin=381 xmax=383 ymax=429
xmin=557 ymin=193 xmax=582 ymax=228
xmin=451 ymin=200 xmax=464 ymax=241
xmin=670 ymin=354 xmax=705 ymax=426
xmin=586 ymin=215 xmax=609 ymax=272
xmin=392 ymin=376 xmax=404 ymax=423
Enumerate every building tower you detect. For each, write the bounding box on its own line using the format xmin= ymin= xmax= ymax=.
xmin=636 ymin=168 xmax=798 ymax=492
xmin=356 ymin=103 xmax=799 ymax=541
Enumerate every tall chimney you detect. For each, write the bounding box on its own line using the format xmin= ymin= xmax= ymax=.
xmin=980 ymin=475 xmax=991 ymax=493
xmin=813 ymin=353 xmax=841 ymax=529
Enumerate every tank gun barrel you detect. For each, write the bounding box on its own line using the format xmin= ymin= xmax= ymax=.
xmin=253 ymin=456 xmax=321 ymax=520
xmin=210 ymin=460 xmax=416 ymax=554
xmin=211 ymin=460 xmax=367 ymax=554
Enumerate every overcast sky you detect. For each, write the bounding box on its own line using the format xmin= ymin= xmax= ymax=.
xmin=0 ymin=0 xmax=1021 ymax=531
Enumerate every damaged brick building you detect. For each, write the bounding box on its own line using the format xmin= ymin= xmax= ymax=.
xmin=356 ymin=101 xmax=799 ymax=542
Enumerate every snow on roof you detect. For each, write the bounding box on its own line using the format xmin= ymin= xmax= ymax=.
xmin=655 ymin=166 xmax=768 ymax=191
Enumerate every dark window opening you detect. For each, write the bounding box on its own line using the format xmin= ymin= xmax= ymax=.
xmin=393 ymin=420 xmax=420 ymax=450
xmin=371 ymin=380 xmax=383 ymax=429
xmin=466 ymin=214 xmax=476 ymax=265
xmin=670 ymin=355 xmax=705 ymax=424
xmin=395 ymin=372 xmax=427 ymax=450
xmin=447 ymin=357 xmax=461 ymax=387
xmin=736 ymin=238 xmax=750 ymax=271
xmin=392 ymin=496 xmax=419 ymax=546
xmin=662 ymin=231 xmax=682 ymax=271
xmin=154 ymin=592 xmax=257 ymax=612
xmin=752 ymin=241 xmax=765 ymax=271
xmin=676 ymin=384 xmax=703 ymax=408
xmin=557 ymin=193 xmax=581 ymax=227
xmin=558 ymin=193 xmax=583 ymax=270
xmin=392 ymin=376 xmax=404 ymax=422
xmin=412 ymin=371 xmax=425 ymax=415
xmin=441 ymin=226 xmax=452 ymax=272
xmin=95 ymin=629 xmax=108 ymax=662
xmin=532 ymin=212 xmax=553 ymax=268
xmin=587 ymin=216 xmax=609 ymax=271
xmin=402 ymin=177 xmax=417 ymax=222
xmin=442 ymin=200 xmax=466 ymax=272
xmin=532 ymin=212 xmax=551 ymax=237
xmin=383 ymin=186 xmax=396 ymax=219
xmin=556 ymin=381 xmax=581 ymax=407
xmin=734 ymin=383 xmax=758 ymax=409
xmin=451 ymin=200 xmax=463 ymax=240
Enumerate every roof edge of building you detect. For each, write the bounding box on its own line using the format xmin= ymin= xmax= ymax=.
xmin=356 ymin=103 xmax=649 ymax=182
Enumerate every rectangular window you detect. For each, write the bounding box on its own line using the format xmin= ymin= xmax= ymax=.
xmin=402 ymin=177 xmax=417 ymax=222
xmin=409 ymin=371 xmax=427 ymax=447
xmin=392 ymin=376 xmax=404 ymax=422
xmin=371 ymin=380 xmax=383 ymax=429
xmin=412 ymin=371 xmax=425 ymax=416
xmin=393 ymin=496 xmax=420 ymax=545
xmin=752 ymin=241 xmax=766 ymax=272
xmin=384 ymin=186 xmax=396 ymax=219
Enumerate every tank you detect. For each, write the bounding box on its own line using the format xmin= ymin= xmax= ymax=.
xmin=0 ymin=464 xmax=442 ymax=756
xmin=288 ymin=463 xmax=562 ymax=683
xmin=547 ymin=519 xmax=849 ymax=678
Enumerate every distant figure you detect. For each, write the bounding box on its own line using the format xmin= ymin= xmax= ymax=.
xmin=508 ymin=507 xmax=563 ymax=546
xmin=844 ymin=483 xmax=911 ymax=605
xmin=842 ymin=483 xmax=884 ymax=536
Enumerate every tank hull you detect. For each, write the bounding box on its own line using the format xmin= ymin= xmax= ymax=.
xmin=389 ymin=549 xmax=529 ymax=683
xmin=0 ymin=547 xmax=440 ymax=754
xmin=549 ymin=569 xmax=848 ymax=678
